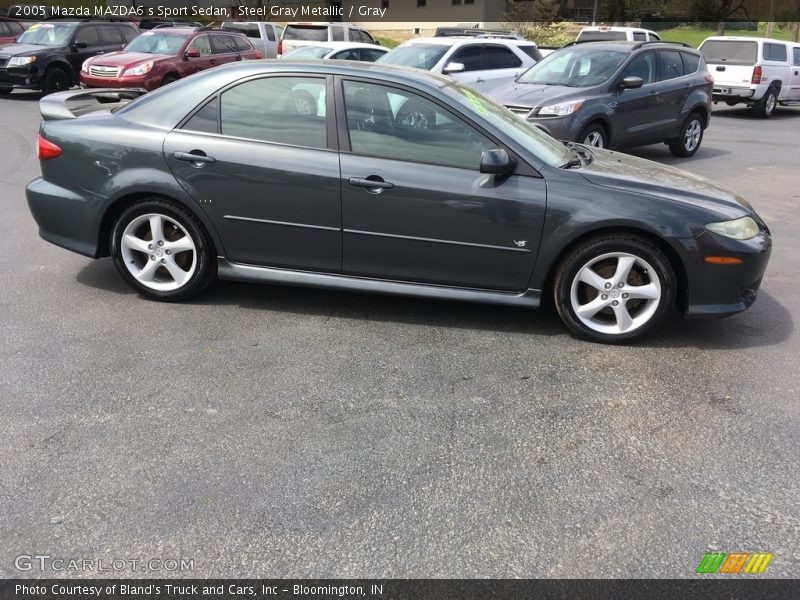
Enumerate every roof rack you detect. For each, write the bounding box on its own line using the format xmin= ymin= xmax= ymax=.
xmin=633 ymin=40 xmax=691 ymax=49
xmin=435 ymin=27 xmax=521 ymax=39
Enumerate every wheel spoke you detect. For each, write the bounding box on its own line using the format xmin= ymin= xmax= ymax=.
xmin=576 ymin=296 xmax=609 ymax=320
xmin=163 ymin=235 xmax=194 ymax=254
xmin=613 ymin=256 xmax=636 ymax=285
xmin=148 ymin=215 xmax=164 ymax=243
xmin=624 ymin=283 xmax=660 ymax=301
xmin=137 ymin=258 xmax=160 ymax=283
xmin=612 ymin=302 xmax=634 ymax=332
xmin=162 ymin=256 xmax=189 ymax=286
xmin=578 ymin=267 xmax=607 ymax=292
xmin=122 ymin=234 xmax=151 ymax=254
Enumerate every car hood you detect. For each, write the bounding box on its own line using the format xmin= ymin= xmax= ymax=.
xmin=0 ymin=43 xmax=50 ymax=57
xmin=579 ymin=147 xmax=753 ymax=220
xmin=491 ymin=81 xmax=586 ymax=108
xmin=89 ymin=52 xmax=172 ymax=67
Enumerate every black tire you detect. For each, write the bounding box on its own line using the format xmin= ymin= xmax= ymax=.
xmin=160 ymin=74 xmax=178 ymax=87
xmin=753 ymin=88 xmax=777 ymax=118
xmin=42 ymin=67 xmax=71 ymax=96
xmin=0 ymin=87 xmax=11 ymax=95
xmin=577 ymin=122 xmax=608 ymax=148
xmin=668 ymin=111 xmax=704 ymax=158
xmin=553 ymin=233 xmax=676 ymax=344
xmin=110 ymin=198 xmax=216 ymax=301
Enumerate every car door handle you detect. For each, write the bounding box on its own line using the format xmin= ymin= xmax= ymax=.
xmin=348 ymin=177 xmax=394 ymax=192
xmin=173 ymin=151 xmax=216 ymax=164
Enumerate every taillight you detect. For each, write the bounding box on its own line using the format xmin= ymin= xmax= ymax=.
xmin=37 ymin=133 xmax=62 ymax=160
xmin=751 ymin=65 xmax=762 ymax=84
xmin=277 ymin=39 xmax=282 ymax=55
xmin=255 ymin=50 xmax=262 ymax=59
xmin=705 ymin=74 xmax=714 ymax=84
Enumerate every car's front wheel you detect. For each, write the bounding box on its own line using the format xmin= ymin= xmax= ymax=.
xmin=42 ymin=68 xmax=71 ymax=95
xmin=553 ymin=234 xmax=676 ymax=343
xmin=111 ymin=199 xmax=216 ymax=301
xmin=577 ymin=123 xmax=607 ymax=148
xmin=668 ymin=112 xmax=704 ymax=157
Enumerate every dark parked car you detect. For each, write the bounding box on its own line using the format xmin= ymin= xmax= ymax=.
xmin=80 ymin=28 xmax=261 ymax=91
xmin=0 ymin=20 xmax=139 ymax=95
xmin=489 ymin=41 xmax=714 ymax=156
xmin=26 ymin=62 xmax=771 ymax=343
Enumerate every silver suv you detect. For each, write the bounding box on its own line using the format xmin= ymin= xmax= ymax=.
xmin=378 ymin=37 xmax=542 ymax=93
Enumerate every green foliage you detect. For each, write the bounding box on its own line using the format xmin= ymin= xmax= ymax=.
xmin=526 ymin=21 xmax=574 ymax=47
xmin=375 ymin=37 xmax=398 ymax=49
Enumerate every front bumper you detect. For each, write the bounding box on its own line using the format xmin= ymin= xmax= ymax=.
xmin=676 ymin=229 xmax=771 ymax=318
xmin=526 ymin=114 xmax=584 ymax=143
xmin=0 ymin=66 xmax=41 ymax=89
xmin=80 ymin=72 xmax=158 ymax=91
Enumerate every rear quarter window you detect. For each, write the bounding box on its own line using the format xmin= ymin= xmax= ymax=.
xmin=763 ymin=42 xmax=787 ymax=62
xmin=682 ymin=52 xmax=700 ymax=73
xmin=700 ymin=40 xmax=757 ymax=65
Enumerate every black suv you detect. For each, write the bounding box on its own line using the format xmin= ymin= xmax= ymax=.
xmin=0 ymin=20 xmax=139 ymax=95
xmin=488 ymin=41 xmax=714 ymax=157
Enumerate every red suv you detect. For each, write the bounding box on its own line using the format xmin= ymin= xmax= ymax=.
xmin=80 ymin=27 xmax=261 ymax=91
xmin=0 ymin=17 xmax=26 ymax=45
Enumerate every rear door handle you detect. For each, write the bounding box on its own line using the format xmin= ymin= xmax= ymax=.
xmin=173 ymin=151 xmax=216 ymax=164
xmin=348 ymin=177 xmax=394 ymax=192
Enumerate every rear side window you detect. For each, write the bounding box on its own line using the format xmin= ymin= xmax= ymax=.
xmin=483 ymin=45 xmax=522 ymax=69
xmin=450 ymin=45 xmax=482 ymax=71
xmin=700 ymin=40 xmax=757 ymax=65
xmin=120 ymin=26 xmax=138 ymax=43
xmin=75 ymin=25 xmax=99 ymax=46
xmin=284 ymin=25 xmax=327 ymax=42
xmin=211 ymin=34 xmax=236 ymax=54
xmin=233 ymin=36 xmax=252 ymax=52
xmin=763 ymin=43 xmax=787 ymax=62
xmin=183 ymin=97 xmax=219 ymax=134
xmin=633 ymin=32 xmax=646 ymax=41
xmin=682 ymin=52 xmax=700 ymax=73
xmin=517 ymin=45 xmax=543 ymax=61
xmin=361 ymin=48 xmax=386 ymax=62
xmin=659 ymin=50 xmax=685 ymax=80
xmin=98 ymin=26 xmax=124 ymax=46
xmin=220 ymin=76 xmax=327 ymax=149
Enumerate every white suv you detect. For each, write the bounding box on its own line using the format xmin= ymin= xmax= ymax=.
xmin=576 ymin=26 xmax=661 ymax=42
xmin=378 ymin=37 xmax=542 ymax=93
xmin=279 ymin=22 xmax=377 ymax=57
xmin=699 ymin=36 xmax=800 ymax=117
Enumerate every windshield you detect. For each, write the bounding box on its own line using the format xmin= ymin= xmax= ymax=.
xmin=16 ymin=22 xmax=76 ymax=46
xmin=125 ymin=31 xmax=191 ymax=55
xmin=442 ymin=82 xmax=572 ymax=167
xmin=282 ymin=46 xmax=330 ymax=59
xmin=378 ymin=43 xmax=449 ymax=70
xmin=518 ymin=48 xmax=627 ymax=87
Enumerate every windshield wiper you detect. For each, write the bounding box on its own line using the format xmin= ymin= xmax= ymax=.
xmin=561 ymin=142 xmax=594 ymax=169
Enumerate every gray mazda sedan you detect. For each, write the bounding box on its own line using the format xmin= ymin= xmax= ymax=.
xmin=26 ymin=61 xmax=770 ymax=343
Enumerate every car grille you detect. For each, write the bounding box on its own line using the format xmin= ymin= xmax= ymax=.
xmin=89 ymin=65 xmax=121 ymax=78
xmin=505 ymin=105 xmax=532 ymax=118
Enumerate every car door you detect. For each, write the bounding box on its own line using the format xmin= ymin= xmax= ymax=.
xmin=67 ymin=25 xmax=101 ymax=76
xmin=444 ymin=43 xmax=484 ymax=88
xmin=610 ymin=50 xmax=663 ymax=146
xmin=183 ymin=34 xmax=215 ymax=75
xmin=479 ymin=44 xmax=525 ymax=92
xmin=163 ymin=75 xmax=342 ymax=272
xmin=337 ymin=78 xmax=545 ymax=291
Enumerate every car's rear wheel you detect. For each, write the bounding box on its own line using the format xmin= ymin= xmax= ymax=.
xmin=161 ymin=74 xmax=178 ymax=87
xmin=553 ymin=234 xmax=676 ymax=343
xmin=111 ymin=199 xmax=216 ymax=301
xmin=668 ymin=112 xmax=704 ymax=157
xmin=753 ymin=88 xmax=777 ymax=118
xmin=577 ymin=123 xmax=607 ymax=148
xmin=42 ymin=68 xmax=71 ymax=96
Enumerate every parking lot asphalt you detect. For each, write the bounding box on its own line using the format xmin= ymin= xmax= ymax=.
xmin=1 ymin=90 xmax=798 ymax=579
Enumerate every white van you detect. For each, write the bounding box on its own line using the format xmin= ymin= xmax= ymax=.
xmin=699 ymin=36 xmax=800 ymax=117
xmin=576 ymin=26 xmax=661 ymax=43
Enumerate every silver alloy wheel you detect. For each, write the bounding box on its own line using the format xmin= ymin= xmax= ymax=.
xmin=583 ymin=131 xmax=604 ymax=147
xmin=569 ymin=252 xmax=662 ymax=335
xmin=120 ymin=213 xmax=197 ymax=292
xmin=765 ymin=92 xmax=776 ymax=115
xmin=684 ymin=119 xmax=702 ymax=152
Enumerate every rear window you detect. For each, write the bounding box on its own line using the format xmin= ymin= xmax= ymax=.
xmin=700 ymin=40 xmax=757 ymax=65
xmin=578 ymin=30 xmax=627 ymax=42
xmin=284 ymin=25 xmax=328 ymax=42
xmin=763 ymin=42 xmax=787 ymax=62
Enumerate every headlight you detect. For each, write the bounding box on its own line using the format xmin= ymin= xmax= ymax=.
xmin=537 ymin=100 xmax=584 ymax=117
xmin=7 ymin=56 xmax=36 ymax=67
xmin=81 ymin=60 xmax=90 ymax=73
xmin=123 ymin=62 xmax=153 ymax=76
xmin=705 ymin=216 xmax=760 ymax=240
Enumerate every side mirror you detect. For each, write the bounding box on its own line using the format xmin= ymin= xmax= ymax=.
xmin=480 ymin=148 xmax=515 ymax=175
xmin=620 ymin=76 xmax=644 ymax=90
xmin=72 ymin=41 xmax=88 ymax=50
xmin=443 ymin=61 xmax=465 ymax=74
xmin=184 ymin=48 xmax=201 ymax=60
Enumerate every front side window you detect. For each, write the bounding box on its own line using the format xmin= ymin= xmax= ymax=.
xmin=188 ymin=35 xmax=212 ymax=56
xmin=16 ymin=22 xmax=77 ymax=46
xmin=98 ymin=26 xmax=124 ymax=46
xmin=343 ymin=80 xmax=493 ymax=170
xmin=331 ymin=48 xmax=360 ymax=61
xmin=283 ymin=46 xmax=330 ymax=60
xmin=450 ymin=45 xmax=482 ymax=71
xmin=125 ymin=32 xmax=190 ymax=55
xmin=658 ymin=49 xmax=685 ymax=80
xmin=221 ymin=77 xmax=327 ymax=149
xmin=794 ymin=47 xmax=800 ymax=66
xmin=621 ymin=51 xmax=657 ymax=85
xmin=518 ymin=48 xmax=627 ymax=87
xmin=75 ymin=25 xmax=99 ymax=47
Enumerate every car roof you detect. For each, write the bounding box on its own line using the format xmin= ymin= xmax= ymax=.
xmin=580 ymin=26 xmax=655 ymax=33
xmin=400 ymin=37 xmax=536 ymax=47
xmin=565 ymin=40 xmax=699 ymax=52
xmin=285 ymin=22 xmax=357 ymax=26
xmin=700 ymin=36 xmax=787 ymax=43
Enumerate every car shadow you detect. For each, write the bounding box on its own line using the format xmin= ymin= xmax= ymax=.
xmin=1 ymin=89 xmax=44 ymax=101
xmin=626 ymin=144 xmax=731 ymax=164
xmin=77 ymin=258 xmax=792 ymax=349
xmin=710 ymin=105 xmax=800 ymax=120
